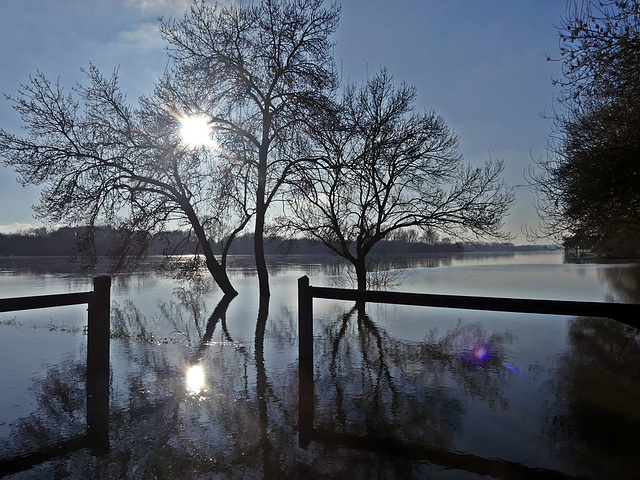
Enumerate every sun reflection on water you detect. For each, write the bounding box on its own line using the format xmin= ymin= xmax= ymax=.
xmin=186 ymin=364 xmax=206 ymax=395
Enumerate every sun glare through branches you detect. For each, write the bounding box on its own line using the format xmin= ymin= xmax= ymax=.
xmin=179 ymin=115 xmax=217 ymax=149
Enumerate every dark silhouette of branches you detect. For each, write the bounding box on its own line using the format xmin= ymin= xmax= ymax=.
xmin=0 ymin=66 xmax=247 ymax=295
xmin=280 ymin=69 xmax=514 ymax=289
xmin=158 ymin=0 xmax=340 ymax=298
xmin=529 ymin=1 xmax=640 ymax=252
xmin=554 ymin=0 xmax=640 ymax=108
xmin=0 ymin=0 xmax=343 ymax=297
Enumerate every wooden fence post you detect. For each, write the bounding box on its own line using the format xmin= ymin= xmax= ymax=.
xmin=87 ymin=275 xmax=111 ymax=455
xmin=298 ymin=276 xmax=314 ymax=447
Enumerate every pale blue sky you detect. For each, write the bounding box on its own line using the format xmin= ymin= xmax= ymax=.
xmin=0 ymin=0 xmax=565 ymax=242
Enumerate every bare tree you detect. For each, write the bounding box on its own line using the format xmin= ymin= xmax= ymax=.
xmin=0 ymin=66 xmax=249 ymax=296
xmin=279 ymin=70 xmax=514 ymax=290
xmin=158 ymin=0 xmax=340 ymax=297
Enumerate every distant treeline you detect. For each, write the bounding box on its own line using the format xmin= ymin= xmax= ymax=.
xmin=0 ymin=227 xmax=550 ymax=257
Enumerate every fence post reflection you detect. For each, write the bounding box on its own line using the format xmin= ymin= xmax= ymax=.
xmin=298 ymin=275 xmax=314 ymax=447
xmin=87 ymin=275 xmax=111 ymax=455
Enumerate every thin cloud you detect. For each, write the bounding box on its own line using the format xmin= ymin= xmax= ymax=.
xmin=111 ymin=23 xmax=165 ymax=54
xmin=124 ymin=0 xmax=235 ymax=14
xmin=123 ymin=0 xmax=192 ymax=13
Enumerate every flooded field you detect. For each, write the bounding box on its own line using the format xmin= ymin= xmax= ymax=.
xmin=1 ymin=251 xmax=639 ymax=479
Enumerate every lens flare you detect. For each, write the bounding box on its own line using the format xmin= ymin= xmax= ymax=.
xmin=505 ymin=363 xmax=520 ymax=374
xmin=459 ymin=342 xmax=493 ymax=368
xmin=473 ymin=346 xmax=489 ymax=361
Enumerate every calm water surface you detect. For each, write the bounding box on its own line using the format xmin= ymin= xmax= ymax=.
xmin=0 ymin=251 xmax=639 ymax=479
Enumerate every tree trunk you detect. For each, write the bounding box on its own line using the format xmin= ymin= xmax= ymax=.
xmin=181 ymin=199 xmax=237 ymax=297
xmin=205 ymin=255 xmax=237 ymax=297
xmin=355 ymin=259 xmax=367 ymax=291
xmin=255 ymin=141 xmax=270 ymax=298
xmin=254 ymin=205 xmax=270 ymax=298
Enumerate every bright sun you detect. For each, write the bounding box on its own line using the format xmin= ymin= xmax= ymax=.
xmin=179 ymin=115 xmax=216 ymax=148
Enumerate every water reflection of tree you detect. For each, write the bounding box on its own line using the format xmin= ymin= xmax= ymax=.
xmin=316 ymin=306 xmax=514 ymax=450
xmin=542 ymin=316 xmax=640 ymax=479
xmin=0 ymin=359 xmax=87 ymax=459
xmin=111 ymin=277 xmax=218 ymax=345
xmin=323 ymin=255 xmax=459 ymax=289
xmin=597 ymin=265 xmax=640 ymax=303
xmin=2 ymin=291 xmax=517 ymax=479
xmin=1 ymin=295 xmax=260 ymax=477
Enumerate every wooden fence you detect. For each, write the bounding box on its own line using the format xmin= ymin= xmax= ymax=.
xmin=0 ymin=276 xmax=111 ymax=477
xmin=297 ymin=275 xmax=640 ymax=479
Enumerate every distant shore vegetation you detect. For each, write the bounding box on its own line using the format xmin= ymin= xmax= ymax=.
xmin=0 ymin=226 xmax=550 ymax=259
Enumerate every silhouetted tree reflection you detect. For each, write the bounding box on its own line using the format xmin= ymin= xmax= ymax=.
xmin=316 ymin=305 xmax=514 ymax=450
xmin=111 ymin=278 xmax=223 ymax=346
xmin=598 ymin=264 xmax=640 ymax=303
xmin=192 ymin=294 xmax=238 ymax=361
xmin=323 ymin=254 xmax=461 ymax=289
xmin=2 ymin=287 xmax=522 ymax=479
xmin=1 ymin=359 xmax=87 ymax=459
xmin=255 ymin=296 xmax=278 ymax=479
xmin=542 ymin=316 xmax=640 ymax=479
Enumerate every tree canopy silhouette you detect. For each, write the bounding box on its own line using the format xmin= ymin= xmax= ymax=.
xmin=530 ymin=0 xmax=640 ymax=253
xmin=0 ymin=0 xmax=515 ymax=291
xmin=278 ymin=70 xmax=514 ymax=290
xmin=0 ymin=65 xmax=249 ymax=295
xmin=0 ymin=0 xmax=341 ymax=296
xmin=158 ymin=0 xmax=340 ymax=297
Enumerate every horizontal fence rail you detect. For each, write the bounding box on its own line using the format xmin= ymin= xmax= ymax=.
xmin=0 ymin=276 xmax=111 ymax=477
xmin=0 ymin=292 xmax=94 ymax=313
xmin=304 ymin=282 xmax=640 ymax=329
xmin=297 ymin=275 xmax=640 ymax=478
